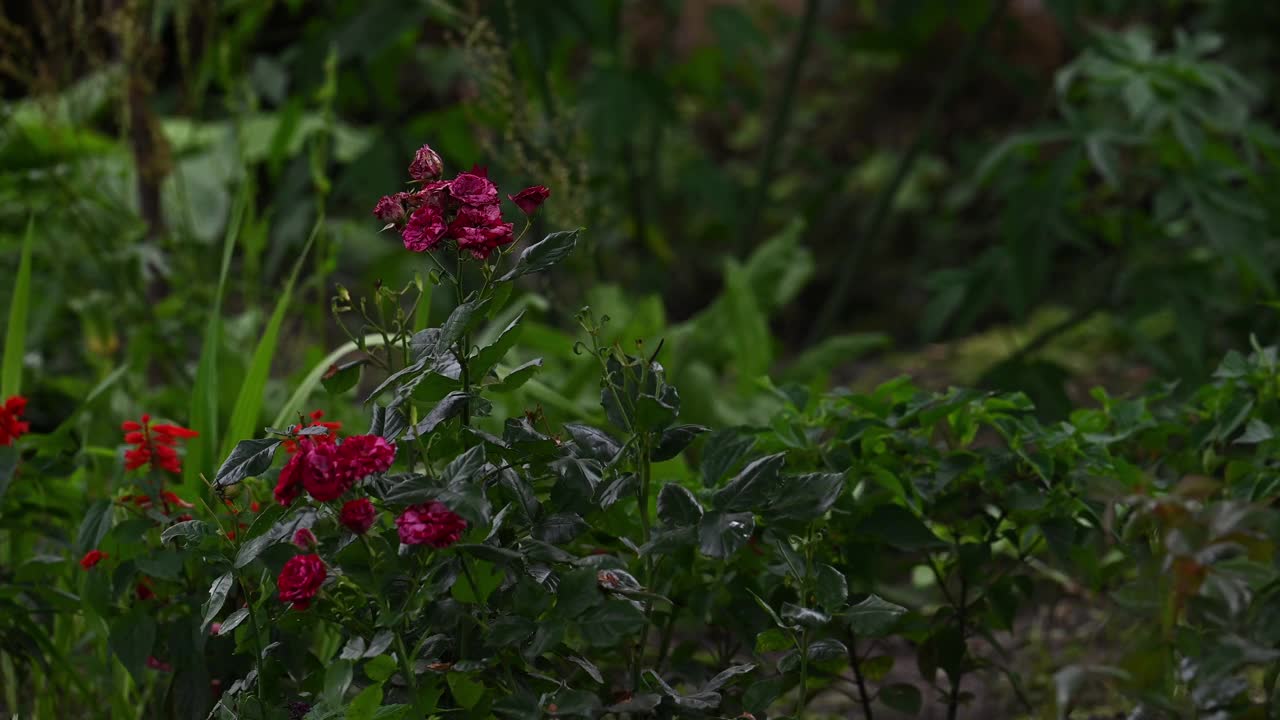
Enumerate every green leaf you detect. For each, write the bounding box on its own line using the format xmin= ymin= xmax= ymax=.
xmin=766 ymin=472 xmax=845 ymax=522
xmin=222 ymin=220 xmax=317 ymax=458
xmin=657 ymin=483 xmax=703 ymax=527
xmin=405 ymin=391 xmax=470 ymax=438
xmin=217 ymin=608 xmax=250 ymax=636
xmin=847 ymin=594 xmax=907 ymax=637
xmin=76 ymin=500 xmax=114 ymax=555
xmin=492 ymin=358 xmax=542 ymax=392
xmin=533 ymin=512 xmax=588 ymax=544
xmin=554 ymin=568 xmax=604 ymax=619
xmin=365 ymin=655 xmax=397 ymax=683
xmin=470 ymin=310 xmax=524 ymax=380
xmin=814 ymin=564 xmax=848 ymax=611
xmin=436 ymin=299 xmax=491 ymax=355
xmin=187 ymin=190 xmax=246 ymax=485
xmin=781 ymin=332 xmax=891 ymax=383
xmin=161 ymin=519 xmax=212 ymax=545
xmin=202 ymin=572 xmax=234 ymax=632
xmin=721 ymin=259 xmax=771 ymax=388
xmin=755 ymin=628 xmax=792 ymax=653
xmin=498 ymin=229 xmax=580 ymax=281
xmin=323 ymin=659 xmax=353 ymax=706
xmin=698 ymin=511 xmax=754 ymax=559
xmin=781 ymin=603 xmax=830 ymax=629
xmin=108 ymin=609 xmax=156 ymax=684
xmin=880 ymin=683 xmax=922 ymax=715
xmin=712 ymin=453 xmax=785 ymax=512
xmin=273 ymin=334 xmax=385 ymax=430
xmin=446 ymin=673 xmax=485 ymax=709
xmin=653 ymin=424 xmax=709 ymax=462
xmin=564 ymin=423 xmax=622 ymax=462
xmin=1235 ymin=418 xmax=1273 ymax=445
xmin=213 ymin=438 xmax=282 ymax=488
xmin=346 ymin=684 xmax=384 ymax=720
xmin=701 ymin=428 xmax=757 ymax=487
xmin=742 ymin=677 xmax=784 ymax=714
xmin=578 ymin=600 xmax=647 ymax=646
xmin=2 ymin=216 xmax=34 ymax=398
xmin=321 ymin=358 xmax=365 ymax=395
xmin=450 ymin=560 xmax=504 ymax=605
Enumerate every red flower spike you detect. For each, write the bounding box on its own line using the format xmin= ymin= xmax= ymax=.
xmin=0 ymin=395 xmax=30 ymax=446
xmin=123 ymin=415 xmax=198 ymax=475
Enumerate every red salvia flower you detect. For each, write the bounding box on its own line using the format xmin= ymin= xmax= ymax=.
xmin=0 ymin=395 xmax=30 ymax=446
xmin=283 ymin=410 xmax=342 ymax=454
xmin=80 ymin=549 xmax=107 ymax=569
xmin=123 ymin=415 xmax=198 ymax=475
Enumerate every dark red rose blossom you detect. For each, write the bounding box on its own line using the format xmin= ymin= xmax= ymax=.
xmin=292 ymin=528 xmax=318 ymax=549
xmin=80 ymin=549 xmax=107 ymax=569
xmin=395 ymin=501 xmax=467 ymax=548
xmin=274 ymin=450 xmax=305 ymax=506
xmin=277 ymin=553 xmax=326 ymax=610
xmin=297 ymin=441 xmax=346 ymax=502
xmin=508 ymin=185 xmax=550 ymax=215
xmin=402 ymin=204 xmax=448 ymax=253
xmin=448 ymin=172 xmax=499 ymax=206
xmin=408 ymin=144 xmax=444 ymax=181
xmin=447 ymin=201 xmax=514 ymax=259
xmin=372 ymin=193 xmax=408 ymax=225
xmin=336 ymin=434 xmax=396 ymax=479
xmin=339 ymin=498 xmax=377 ymax=535
xmin=123 ymin=415 xmax=198 ymax=475
xmin=0 ymin=395 xmax=29 ymax=446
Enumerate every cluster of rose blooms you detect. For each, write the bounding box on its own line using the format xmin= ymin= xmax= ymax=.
xmin=372 ymin=143 xmax=549 ymax=259
xmin=70 ymin=408 xmax=468 ymax=615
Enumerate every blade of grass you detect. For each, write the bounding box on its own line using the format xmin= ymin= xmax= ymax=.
xmin=271 ymin=333 xmax=385 ymax=430
xmin=2 ymin=217 xmax=34 ymax=398
xmin=186 ymin=190 xmax=247 ymax=484
xmin=221 ymin=221 xmax=320 ymax=456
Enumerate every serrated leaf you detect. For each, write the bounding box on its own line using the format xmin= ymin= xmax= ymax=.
xmin=564 ymin=423 xmax=622 ymax=463
xmin=653 ymin=424 xmax=710 ymax=462
xmin=218 ymin=608 xmax=250 ymax=636
xmin=701 ymin=428 xmax=756 ymax=487
xmin=657 ymin=484 xmax=703 ymax=527
xmin=847 ymin=594 xmax=907 ymax=637
xmin=405 ymin=391 xmax=471 ymax=438
xmin=814 ymin=564 xmax=848 ymax=611
xmin=698 ymin=511 xmax=754 ymax=559
xmin=213 ymin=438 xmax=282 ymax=487
xmin=712 ymin=453 xmax=785 ymax=511
xmin=202 ymin=572 xmax=234 ymax=632
xmin=161 ymin=519 xmax=212 ymax=544
xmin=492 ymin=358 xmax=542 ymax=392
xmin=499 ymin=229 xmax=580 ymax=281
xmin=578 ymin=600 xmax=646 ymax=647
xmin=767 ymin=472 xmax=845 ymax=522
xmin=471 ymin=311 xmax=525 ymax=380
xmin=436 ymin=299 xmax=491 ymax=355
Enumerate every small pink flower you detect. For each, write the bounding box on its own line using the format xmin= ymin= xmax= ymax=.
xmin=508 ymin=185 xmax=550 ymax=215
xmin=396 ymin=501 xmax=467 ymax=548
xmin=146 ymin=656 xmax=172 ymax=672
xmin=209 ymin=623 xmax=222 ymax=635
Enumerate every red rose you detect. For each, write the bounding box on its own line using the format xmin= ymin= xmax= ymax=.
xmin=339 ymin=498 xmax=377 ymax=535
xmin=274 ymin=451 xmax=305 ymax=506
xmin=372 ymin=193 xmax=409 ymax=225
xmin=408 ymin=144 xmax=444 ymax=181
xmin=0 ymin=395 xmax=30 ymax=446
xmin=277 ymin=554 xmax=326 ymax=610
xmin=402 ymin=204 xmax=448 ymax=253
xmin=448 ymin=172 xmax=498 ymax=206
xmin=80 ymin=549 xmax=107 ymax=569
xmin=292 ymin=528 xmax=318 ymax=550
xmin=298 ymin=441 xmax=346 ymax=502
xmin=395 ymin=501 xmax=467 ymax=548
xmin=336 ymin=434 xmax=396 ymax=480
xmin=508 ymin=185 xmax=550 ymax=215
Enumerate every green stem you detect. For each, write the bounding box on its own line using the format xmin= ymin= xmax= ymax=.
xmin=237 ymin=577 xmax=271 ymax=720
xmin=393 ymin=630 xmax=421 ymax=702
xmin=631 ymin=437 xmax=655 ymax=691
xmin=796 ymin=628 xmax=810 ymax=719
xmin=846 ymin=630 xmax=875 ymax=720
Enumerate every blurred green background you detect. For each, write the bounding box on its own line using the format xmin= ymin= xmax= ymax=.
xmin=3 ymin=0 xmax=1280 ymax=435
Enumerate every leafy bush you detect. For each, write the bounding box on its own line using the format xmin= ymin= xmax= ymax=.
xmin=5 ymin=142 xmax=1280 ymax=720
